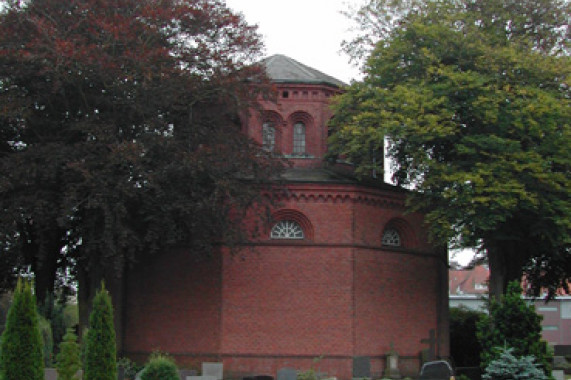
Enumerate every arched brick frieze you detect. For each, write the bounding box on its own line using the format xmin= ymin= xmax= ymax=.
xmin=269 ymin=208 xmax=314 ymax=241
xmin=381 ymin=217 xmax=418 ymax=249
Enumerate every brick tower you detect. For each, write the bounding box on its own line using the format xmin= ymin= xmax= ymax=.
xmin=121 ymin=55 xmax=449 ymax=379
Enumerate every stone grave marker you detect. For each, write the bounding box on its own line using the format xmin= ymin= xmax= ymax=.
xmin=419 ymin=361 xmax=454 ymax=380
xmin=187 ymin=376 xmax=217 ymax=380
xmin=202 ymin=362 xmax=224 ymax=380
xmin=352 ymin=356 xmax=371 ymax=379
xmin=277 ymin=367 xmax=297 ymax=380
xmin=44 ymin=369 xmax=58 ymax=380
xmin=552 ymin=370 xmax=565 ymax=380
xmin=180 ymin=369 xmax=199 ymax=379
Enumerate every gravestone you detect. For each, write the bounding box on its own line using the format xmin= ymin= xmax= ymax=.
xmin=277 ymin=367 xmax=297 ymax=380
xmin=255 ymin=376 xmax=273 ymax=380
xmin=552 ymin=370 xmax=565 ymax=380
xmin=180 ymin=369 xmax=199 ymax=379
xmin=352 ymin=356 xmax=371 ymax=378
xmin=202 ymin=362 xmax=224 ymax=380
xmin=44 ymin=369 xmax=58 ymax=380
xmin=419 ymin=361 xmax=454 ymax=380
xmin=187 ymin=376 xmax=217 ymax=380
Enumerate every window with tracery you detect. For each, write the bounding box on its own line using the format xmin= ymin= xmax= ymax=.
xmin=270 ymin=220 xmax=304 ymax=239
xmin=262 ymin=122 xmax=275 ymax=152
xmin=293 ymin=122 xmax=306 ymax=155
xmin=382 ymin=228 xmax=401 ymax=247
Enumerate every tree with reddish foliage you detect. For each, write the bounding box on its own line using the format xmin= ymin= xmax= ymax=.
xmin=0 ymin=0 xmax=283 ymax=323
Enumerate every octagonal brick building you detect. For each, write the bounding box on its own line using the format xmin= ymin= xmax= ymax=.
xmin=120 ymin=55 xmax=450 ymax=379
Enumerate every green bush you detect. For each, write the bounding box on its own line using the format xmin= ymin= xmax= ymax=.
xmin=38 ymin=314 xmax=54 ymax=366
xmin=297 ymin=369 xmax=318 ymax=380
xmin=118 ymin=357 xmax=143 ymax=379
xmin=450 ymin=306 xmax=484 ymax=367
xmin=482 ymin=347 xmax=548 ymax=380
xmin=0 ymin=279 xmax=44 ymax=380
xmin=477 ymin=281 xmax=551 ymax=376
xmin=84 ymin=282 xmax=117 ymax=380
xmin=140 ymin=353 xmax=179 ymax=380
xmin=56 ymin=328 xmax=81 ymax=380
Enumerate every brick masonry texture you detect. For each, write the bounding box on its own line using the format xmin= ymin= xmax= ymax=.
xmin=120 ymin=80 xmax=449 ymax=379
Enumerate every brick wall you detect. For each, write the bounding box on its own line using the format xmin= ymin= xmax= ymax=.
xmin=121 ymin=185 xmax=448 ymax=379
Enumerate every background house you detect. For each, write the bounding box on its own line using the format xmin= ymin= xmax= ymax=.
xmin=449 ymin=266 xmax=571 ymax=347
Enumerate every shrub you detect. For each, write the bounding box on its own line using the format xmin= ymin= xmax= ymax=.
xmin=84 ymin=282 xmax=117 ymax=380
xmin=140 ymin=353 xmax=179 ymax=380
xmin=477 ymin=281 xmax=551 ymax=375
xmin=482 ymin=347 xmax=548 ymax=380
xmin=56 ymin=328 xmax=81 ymax=380
xmin=117 ymin=357 xmax=144 ymax=380
xmin=38 ymin=314 xmax=54 ymax=366
xmin=0 ymin=279 xmax=44 ymax=380
xmin=450 ymin=306 xmax=484 ymax=367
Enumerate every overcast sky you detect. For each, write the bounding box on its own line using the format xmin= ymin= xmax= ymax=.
xmin=224 ymin=0 xmax=364 ymax=84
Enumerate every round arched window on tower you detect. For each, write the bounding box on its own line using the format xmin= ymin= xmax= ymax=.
xmin=382 ymin=228 xmax=401 ymax=247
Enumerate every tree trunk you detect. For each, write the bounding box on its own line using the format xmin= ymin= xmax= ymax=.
xmin=487 ymin=240 xmax=525 ymax=300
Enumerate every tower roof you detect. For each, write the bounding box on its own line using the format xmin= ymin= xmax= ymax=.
xmin=262 ymin=54 xmax=346 ymax=88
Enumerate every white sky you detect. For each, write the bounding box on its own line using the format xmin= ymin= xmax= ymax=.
xmin=224 ymin=0 xmax=364 ymax=84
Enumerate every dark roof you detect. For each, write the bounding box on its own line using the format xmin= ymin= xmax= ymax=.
xmin=262 ymin=54 xmax=346 ymax=88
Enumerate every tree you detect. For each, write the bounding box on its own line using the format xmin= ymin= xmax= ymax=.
xmin=55 ymin=328 xmax=82 ymax=380
xmin=449 ymin=306 xmax=484 ymax=368
xmin=330 ymin=0 xmax=571 ymax=298
xmin=0 ymin=279 xmax=44 ymax=380
xmin=84 ymin=283 xmax=116 ymax=380
xmin=482 ymin=347 xmax=548 ymax=380
xmin=0 ymin=0 xmax=284 ymax=318
xmin=477 ymin=282 xmax=551 ymax=376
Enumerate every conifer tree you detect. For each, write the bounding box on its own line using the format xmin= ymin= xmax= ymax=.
xmin=0 ymin=279 xmax=44 ymax=380
xmin=84 ymin=282 xmax=116 ymax=380
xmin=56 ymin=328 xmax=82 ymax=380
xmin=477 ymin=281 xmax=551 ymax=375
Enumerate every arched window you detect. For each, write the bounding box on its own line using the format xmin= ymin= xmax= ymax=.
xmin=382 ymin=228 xmax=401 ymax=247
xmin=262 ymin=122 xmax=275 ymax=152
xmin=270 ymin=220 xmax=304 ymax=239
xmin=293 ymin=122 xmax=306 ymax=155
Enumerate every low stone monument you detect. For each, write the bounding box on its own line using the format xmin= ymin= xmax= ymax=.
xmin=202 ymin=362 xmax=224 ymax=380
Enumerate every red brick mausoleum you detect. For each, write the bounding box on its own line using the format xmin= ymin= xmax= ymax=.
xmin=117 ymin=55 xmax=450 ymax=379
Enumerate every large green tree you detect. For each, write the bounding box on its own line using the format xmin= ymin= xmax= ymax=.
xmin=0 ymin=0 xmax=283 ymax=313
xmin=330 ymin=0 xmax=570 ymax=298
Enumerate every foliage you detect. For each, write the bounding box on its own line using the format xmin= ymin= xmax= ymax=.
xmin=0 ymin=0 xmax=284 ymax=305
xmin=38 ymin=314 xmax=54 ymax=366
xmin=0 ymin=279 xmax=44 ymax=380
xmin=482 ymin=347 xmax=548 ymax=380
xmin=84 ymin=283 xmax=116 ymax=380
xmin=341 ymin=0 xmax=570 ymax=66
xmin=331 ymin=0 xmax=571 ymax=298
xmin=297 ymin=369 xmax=318 ymax=380
xmin=38 ymin=293 xmax=69 ymax=359
xmin=476 ymin=282 xmax=551 ymax=375
xmin=118 ymin=357 xmax=144 ymax=380
xmin=140 ymin=353 xmax=179 ymax=380
xmin=56 ymin=328 xmax=82 ymax=380
xmin=450 ymin=306 xmax=484 ymax=367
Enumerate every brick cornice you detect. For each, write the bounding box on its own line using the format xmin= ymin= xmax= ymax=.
xmin=276 ymin=183 xmax=407 ymax=209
